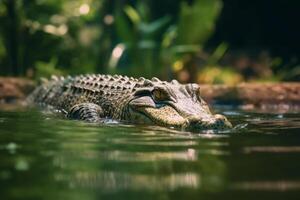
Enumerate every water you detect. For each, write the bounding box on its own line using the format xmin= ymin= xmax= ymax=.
xmin=0 ymin=107 xmax=300 ymax=200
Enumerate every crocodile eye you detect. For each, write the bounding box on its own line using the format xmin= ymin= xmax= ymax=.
xmin=195 ymin=88 xmax=201 ymax=100
xmin=192 ymin=85 xmax=202 ymax=102
xmin=152 ymin=89 xmax=169 ymax=102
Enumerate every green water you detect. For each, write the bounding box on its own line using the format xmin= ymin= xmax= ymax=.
xmin=0 ymin=108 xmax=300 ymax=200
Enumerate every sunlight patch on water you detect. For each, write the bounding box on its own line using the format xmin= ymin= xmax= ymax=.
xmin=5 ymin=142 xmax=18 ymax=154
xmin=232 ymin=181 xmax=300 ymax=191
xmin=55 ymin=171 xmax=200 ymax=191
xmin=15 ymin=158 xmax=30 ymax=171
xmin=98 ymin=149 xmax=198 ymax=162
xmin=243 ymin=146 xmax=300 ymax=153
xmin=110 ymin=139 xmax=198 ymax=147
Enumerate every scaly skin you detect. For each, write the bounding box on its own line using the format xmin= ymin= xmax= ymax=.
xmin=27 ymin=74 xmax=232 ymax=130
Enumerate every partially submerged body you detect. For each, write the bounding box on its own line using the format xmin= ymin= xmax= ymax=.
xmin=27 ymin=74 xmax=232 ymax=130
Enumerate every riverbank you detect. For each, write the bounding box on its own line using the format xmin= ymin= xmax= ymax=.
xmin=0 ymin=77 xmax=35 ymax=104
xmin=200 ymin=83 xmax=300 ymax=112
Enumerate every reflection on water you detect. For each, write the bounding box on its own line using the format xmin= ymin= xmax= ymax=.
xmin=93 ymin=149 xmax=198 ymax=161
xmin=0 ymin=109 xmax=300 ymax=199
xmin=232 ymin=181 xmax=300 ymax=191
xmin=243 ymin=146 xmax=300 ymax=153
xmin=56 ymin=171 xmax=199 ymax=191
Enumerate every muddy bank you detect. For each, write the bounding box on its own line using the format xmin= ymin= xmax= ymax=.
xmin=200 ymin=83 xmax=300 ymax=111
xmin=0 ymin=77 xmax=299 ymax=111
xmin=0 ymin=77 xmax=35 ymax=104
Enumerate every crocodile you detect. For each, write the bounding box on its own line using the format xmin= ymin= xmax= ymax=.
xmin=27 ymin=74 xmax=232 ymax=130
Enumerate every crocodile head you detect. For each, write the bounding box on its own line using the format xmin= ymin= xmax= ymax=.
xmin=128 ymin=80 xmax=232 ymax=130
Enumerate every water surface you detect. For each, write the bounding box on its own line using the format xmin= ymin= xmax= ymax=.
xmin=0 ymin=107 xmax=300 ymax=200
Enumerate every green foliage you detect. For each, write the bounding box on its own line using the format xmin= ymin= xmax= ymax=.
xmin=159 ymin=0 xmax=223 ymax=82
xmin=198 ymin=66 xmax=243 ymax=85
xmin=34 ymin=58 xmax=64 ymax=79
xmin=0 ymin=0 xmax=107 ymax=76
xmin=113 ymin=2 xmax=172 ymax=78
xmin=0 ymin=0 xmax=224 ymax=80
xmin=0 ymin=37 xmax=6 ymax=59
xmin=176 ymin=0 xmax=222 ymax=45
xmin=1 ymin=0 xmax=295 ymax=83
xmin=111 ymin=0 xmax=224 ymax=80
xmin=207 ymin=43 xmax=229 ymax=65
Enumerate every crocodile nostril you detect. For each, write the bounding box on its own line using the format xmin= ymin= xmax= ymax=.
xmin=214 ymin=114 xmax=226 ymax=121
xmin=189 ymin=120 xmax=201 ymax=126
xmin=187 ymin=114 xmax=232 ymax=129
xmin=214 ymin=114 xmax=232 ymax=128
xmin=188 ymin=116 xmax=202 ymax=124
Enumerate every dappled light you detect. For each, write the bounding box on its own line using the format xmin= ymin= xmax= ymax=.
xmin=79 ymin=4 xmax=90 ymax=15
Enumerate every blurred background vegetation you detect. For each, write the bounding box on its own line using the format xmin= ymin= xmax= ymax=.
xmin=0 ymin=0 xmax=299 ymax=84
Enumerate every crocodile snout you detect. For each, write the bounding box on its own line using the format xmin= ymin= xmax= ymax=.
xmin=188 ymin=114 xmax=232 ymax=130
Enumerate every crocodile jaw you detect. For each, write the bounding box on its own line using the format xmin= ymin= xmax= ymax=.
xmin=131 ymin=105 xmax=232 ymax=130
xmin=142 ymin=106 xmax=189 ymax=128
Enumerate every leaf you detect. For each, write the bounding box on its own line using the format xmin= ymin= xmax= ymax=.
xmin=138 ymin=15 xmax=171 ymax=35
xmin=124 ymin=5 xmax=141 ymax=26
xmin=176 ymin=0 xmax=222 ymax=45
xmin=114 ymin=9 xmax=134 ymax=44
xmin=171 ymin=45 xmax=201 ymax=54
